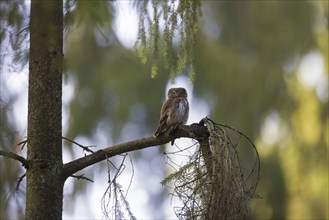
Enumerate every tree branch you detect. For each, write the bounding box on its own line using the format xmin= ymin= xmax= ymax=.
xmin=63 ymin=124 xmax=208 ymax=180
xmin=0 ymin=150 xmax=29 ymax=168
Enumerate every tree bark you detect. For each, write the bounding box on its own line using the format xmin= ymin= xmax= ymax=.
xmin=26 ymin=1 xmax=63 ymax=219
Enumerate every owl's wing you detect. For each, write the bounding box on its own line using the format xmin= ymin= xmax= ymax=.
xmin=154 ymin=99 xmax=172 ymax=136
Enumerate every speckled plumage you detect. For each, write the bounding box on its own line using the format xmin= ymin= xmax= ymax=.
xmin=154 ymin=88 xmax=189 ymax=137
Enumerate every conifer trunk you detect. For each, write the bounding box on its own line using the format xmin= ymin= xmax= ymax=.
xmin=26 ymin=1 xmax=63 ymax=219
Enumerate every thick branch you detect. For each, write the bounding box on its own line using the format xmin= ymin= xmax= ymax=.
xmin=0 ymin=150 xmax=29 ymax=168
xmin=63 ymin=124 xmax=208 ymax=179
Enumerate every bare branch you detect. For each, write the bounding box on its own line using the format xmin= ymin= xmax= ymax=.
xmin=62 ymin=137 xmax=95 ymax=154
xmin=70 ymin=174 xmax=94 ymax=183
xmin=16 ymin=173 xmax=26 ymax=190
xmin=63 ymin=124 xmax=208 ymax=180
xmin=18 ymin=139 xmax=28 ymax=150
xmin=0 ymin=150 xmax=29 ymax=168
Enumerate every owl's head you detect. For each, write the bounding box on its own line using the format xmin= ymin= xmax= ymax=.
xmin=167 ymin=87 xmax=188 ymax=98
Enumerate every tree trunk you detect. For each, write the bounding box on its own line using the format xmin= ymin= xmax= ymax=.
xmin=26 ymin=1 xmax=63 ymax=219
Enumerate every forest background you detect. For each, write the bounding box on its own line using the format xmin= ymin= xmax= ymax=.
xmin=0 ymin=0 xmax=328 ymax=219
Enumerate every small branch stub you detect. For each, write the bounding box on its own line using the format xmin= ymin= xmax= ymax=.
xmin=0 ymin=150 xmax=29 ymax=168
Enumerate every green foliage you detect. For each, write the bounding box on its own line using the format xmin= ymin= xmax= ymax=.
xmin=192 ymin=2 xmax=327 ymax=219
xmin=134 ymin=0 xmax=201 ymax=82
xmin=72 ymin=0 xmax=112 ymax=26
xmin=0 ymin=2 xmax=28 ymax=218
xmin=0 ymin=99 xmax=25 ymax=220
xmin=0 ymin=0 xmax=28 ymax=69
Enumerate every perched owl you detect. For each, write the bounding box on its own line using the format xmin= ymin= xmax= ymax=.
xmin=154 ymin=87 xmax=189 ymax=137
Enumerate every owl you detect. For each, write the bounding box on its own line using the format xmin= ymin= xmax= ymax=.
xmin=154 ymin=87 xmax=189 ymax=137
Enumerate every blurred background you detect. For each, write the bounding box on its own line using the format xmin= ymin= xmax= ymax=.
xmin=1 ymin=0 xmax=328 ymax=219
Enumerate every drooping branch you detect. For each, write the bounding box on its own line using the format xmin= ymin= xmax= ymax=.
xmin=135 ymin=0 xmax=202 ymax=81
xmin=0 ymin=150 xmax=29 ymax=168
xmin=62 ymin=123 xmax=208 ymax=180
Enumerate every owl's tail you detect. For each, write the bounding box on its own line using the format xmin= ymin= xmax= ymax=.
xmin=154 ymin=126 xmax=165 ymax=137
xmin=154 ymin=122 xmax=171 ymax=137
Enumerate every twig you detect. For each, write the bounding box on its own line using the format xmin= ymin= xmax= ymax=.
xmin=0 ymin=150 xmax=29 ymax=168
xmin=16 ymin=173 xmax=26 ymax=191
xmin=16 ymin=26 xmax=29 ymax=36
xmin=125 ymin=154 xmax=134 ymax=197
xmin=62 ymin=137 xmax=95 ymax=154
xmin=18 ymin=139 xmax=28 ymax=150
xmin=70 ymin=174 xmax=94 ymax=183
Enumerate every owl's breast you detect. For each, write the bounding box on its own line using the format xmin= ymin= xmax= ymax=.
xmin=178 ymin=100 xmax=187 ymax=114
xmin=166 ymin=98 xmax=189 ymax=126
xmin=177 ymin=99 xmax=189 ymax=124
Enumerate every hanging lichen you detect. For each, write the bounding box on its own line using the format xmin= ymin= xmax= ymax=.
xmin=162 ymin=117 xmax=261 ymax=220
